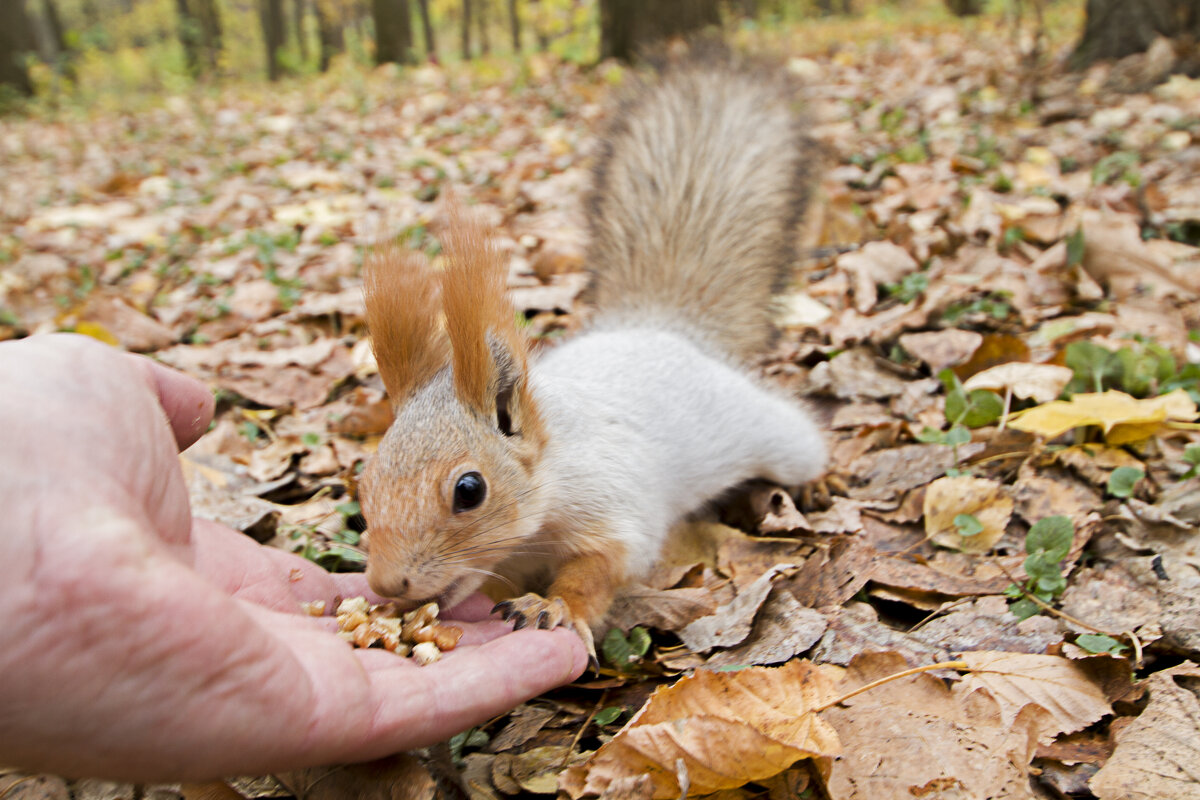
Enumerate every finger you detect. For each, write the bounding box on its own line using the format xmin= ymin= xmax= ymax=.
xmin=355 ymin=627 xmax=588 ymax=753
xmin=128 ymin=354 xmax=214 ymax=451
xmin=443 ymin=592 xmax=501 ymax=622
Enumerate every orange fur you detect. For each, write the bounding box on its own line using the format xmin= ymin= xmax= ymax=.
xmin=549 ymin=543 xmax=628 ymax=627
xmin=439 ymin=208 xmax=528 ymax=415
xmin=363 ymin=246 xmax=448 ymax=403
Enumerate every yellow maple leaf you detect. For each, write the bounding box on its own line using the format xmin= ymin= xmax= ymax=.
xmin=1009 ymin=389 xmax=1197 ymax=444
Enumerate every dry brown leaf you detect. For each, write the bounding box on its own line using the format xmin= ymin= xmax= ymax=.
xmin=821 ymin=652 xmax=1044 ymax=799
xmin=560 ymin=660 xmax=842 ymax=799
xmin=923 ymin=475 xmax=1014 ymax=553
xmin=898 ymin=329 xmax=983 ymax=373
xmin=679 ymin=565 xmax=794 ymax=652
xmin=705 ymin=590 xmax=827 ymax=667
xmin=1089 ymin=664 xmax=1200 ymax=800
xmin=958 ymin=652 xmax=1112 ymax=738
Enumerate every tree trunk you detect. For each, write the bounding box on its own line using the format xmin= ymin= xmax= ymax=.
xmin=41 ymin=0 xmax=75 ymax=77
xmin=945 ymin=0 xmax=985 ymax=15
xmin=259 ymin=0 xmax=286 ymax=80
xmin=461 ymin=0 xmax=472 ymax=59
xmin=178 ymin=0 xmax=203 ymax=75
xmin=599 ymin=0 xmax=720 ymax=63
xmin=0 ymin=0 xmax=36 ymax=97
xmin=314 ymin=0 xmax=344 ymax=70
xmin=292 ymin=0 xmax=309 ymax=65
xmin=1071 ymin=0 xmax=1199 ymax=68
xmin=507 ymin=0 xmax=519 ymax=52
xmin=372 ymin=0 xmax=413 ymax=64
xmin=476 ymin=0 xmax=490 ymax=54
xmin=415 ymin=0 xmax=436 ymax=60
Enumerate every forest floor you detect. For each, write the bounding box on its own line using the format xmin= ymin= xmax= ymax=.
xmin=3 ymin=7 xmax=1200 ymax=800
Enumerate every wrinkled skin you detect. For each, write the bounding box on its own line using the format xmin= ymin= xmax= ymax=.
xmin=0 ymin=335 xmax=586 ymax=781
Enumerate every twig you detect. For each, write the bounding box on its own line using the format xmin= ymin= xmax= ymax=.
xmin=994 ymin=560 xmax=1144 ymax=668
xmin=562 ymin=690 xmax=608 ymax=767
xmin=816 ymin=660 xmax=969 ymax=712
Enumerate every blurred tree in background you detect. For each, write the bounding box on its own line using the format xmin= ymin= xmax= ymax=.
xmin=2 ymin=0 xmax=1199 ymax=107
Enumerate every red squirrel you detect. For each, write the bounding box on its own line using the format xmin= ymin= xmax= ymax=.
xmin=358 ymin=63 xmax=827 ymax=656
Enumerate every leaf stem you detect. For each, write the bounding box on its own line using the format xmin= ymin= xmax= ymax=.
xmin=817 ymin=660 xmax=969 ymax=712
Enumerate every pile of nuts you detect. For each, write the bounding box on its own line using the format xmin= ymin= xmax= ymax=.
xmin=308 ymin=597 xmax=464 ymax=665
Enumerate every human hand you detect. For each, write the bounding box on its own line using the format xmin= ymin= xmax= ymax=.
xmin=0 ymin=334 xmax=587 ymax=781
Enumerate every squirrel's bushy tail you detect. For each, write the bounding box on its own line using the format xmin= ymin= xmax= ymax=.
xmin=586 ymin=62 xmax=814 ymax=361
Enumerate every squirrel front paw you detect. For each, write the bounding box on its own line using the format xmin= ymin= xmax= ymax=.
xmin=493 ymin=593 xmax=597 ymax=662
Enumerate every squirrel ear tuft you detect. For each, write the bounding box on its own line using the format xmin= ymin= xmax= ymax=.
xmin=439 ymin=205 xmax=532 ymax=428
xmin=363 ymin=246 xmax=449 ymax=404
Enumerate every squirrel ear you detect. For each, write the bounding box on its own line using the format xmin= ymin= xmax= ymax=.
xmin=363 ymin=247 xmax=449 ymax=404
xmin=439 ymin=206 xmax=535 ymax=435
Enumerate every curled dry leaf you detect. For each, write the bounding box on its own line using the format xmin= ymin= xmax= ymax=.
xmin=961 ymin=362 xmax=1074 ymax=405
xmin=1009 ymin=389 xmax=1198 ymax=445
xmin=923 ymin=476 xmax=1013 ymax=554
xmin=559 ymin=659 xmax=841 ymax=799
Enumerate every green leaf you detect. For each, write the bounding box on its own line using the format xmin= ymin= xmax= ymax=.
xmin=954 ymin=513 xmax=984 ymax=537
xmin=593 ymin=707 xmax=623 ymax=726
xmin=600 ymin=628 xmax=638 ymax=666
xmin=1008 ymin=597 xmax=1041 ymax=621
xmin=1066 ymin=228 xmax=1086 ymax=268
xmin=1075 ymin=633 xmax=1128 ymax=655
xmin=1184 ymin=444 xmax=1200 ymax=467
xmin=302 ymin=431 xmax=322 ymax=446
xmin=1026 ymin=516 xmax=1074 ymax=563
xmin=336 ymin=500 xmax=362 ymax=517
xmin=628 ymin=626 xmax=652 ymax=657
xmin=1107 ymin=466 xmax=1145 ymax=498
xmin=449 ymin=727 xmax=490 ymax=762
xmin=916 ymin=426 xmax=948 ymax=444
xmin=945 ymin=424 xmax=972 ymax=447
xmin=1065 ymin=341 xmax=1122 ymax=394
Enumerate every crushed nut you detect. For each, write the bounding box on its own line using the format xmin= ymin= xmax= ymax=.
xmin=411 ymin=641 xmax=442 ymax=665
xmin=301 ymin=600 xmax=327 ymax=617
xmin=333 ymin=596 xmax=462 ymax=665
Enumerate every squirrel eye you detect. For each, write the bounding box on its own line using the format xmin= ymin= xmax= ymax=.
xmin=452 ymin=471 xmax=487 ymax=513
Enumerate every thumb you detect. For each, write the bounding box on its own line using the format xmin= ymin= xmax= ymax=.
xmin=128 ymin=355 xmax=215 ymax=451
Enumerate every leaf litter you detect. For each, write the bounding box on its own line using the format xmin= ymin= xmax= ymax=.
xmin=6 ymin=12 xmax=1200 ymax=800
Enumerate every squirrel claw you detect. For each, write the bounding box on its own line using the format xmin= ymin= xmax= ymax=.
xmin=493 ymin=592 xmax=596 ymax=662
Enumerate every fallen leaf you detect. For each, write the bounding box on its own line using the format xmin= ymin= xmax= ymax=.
xmin=958 ymin=652 xmax=1113 ymax=738
xmin=560 ymin=660 xmax=842 ymax=799
xmin=1009 ymin=389 xmax=1198 ymax=444
xmin=923 ymin=475 xmax=1014 ymax=553
xmin=962 ymin=362 xmax=1074 ymax=404
xmin=1089 ymin=664 xmax=1200 ymax=799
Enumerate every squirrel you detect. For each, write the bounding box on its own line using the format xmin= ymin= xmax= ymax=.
xmin=358 ymin=62 xmax=827 ymax=657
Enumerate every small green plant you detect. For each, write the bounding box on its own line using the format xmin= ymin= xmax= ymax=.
xmin=884 ymin=272 xmax=929 ymax=303
xmin=941 ymin=369 xmax=1004 ymax=428
xmin=954 ymin=513 xmax=984 ymax=538
xmin=945 ymin=295 xmax=1014 ymax=324
xmin=1180 ymin=444 xmax=1200 ymax=479
xmin=1065 ymin=339 xmax=1188 ymax=398
xmin=1075 ymin=633 xmax=1128 ymax=656
xmin=449 ymin=727 xmax=490 ymax=764
xmin=593 ymin=706 xmax=624 ymax=726
xmin=1092 ymin=151 xmax=1141 ymax=187
xmin=1106 ymin=466 xmax=1144 ymax=499
xmin=1005 ymin=515 xmax=1074 ymax=621
xmin=601 ymin=626 xmax=652 ymax=672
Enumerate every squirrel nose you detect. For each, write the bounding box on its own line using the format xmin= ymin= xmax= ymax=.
xmin=368 ymin=572 xmax=411 ymax=600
